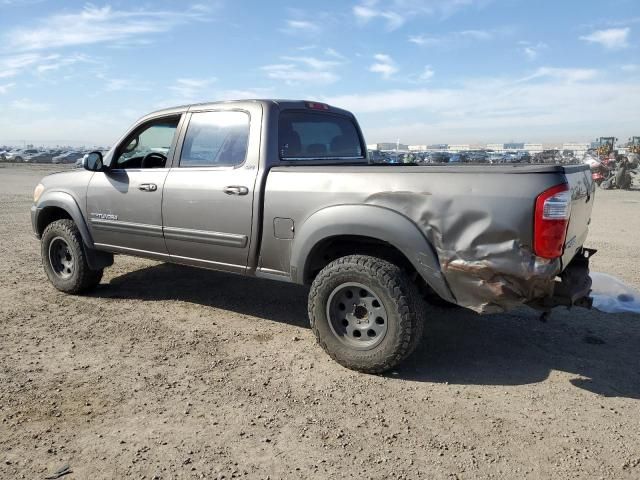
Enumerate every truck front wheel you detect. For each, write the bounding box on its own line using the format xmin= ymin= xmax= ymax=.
xmin=308 ymin=255 xmax=425 ymax=374
xmin=41 ymin=219 xmax=103 ymax=294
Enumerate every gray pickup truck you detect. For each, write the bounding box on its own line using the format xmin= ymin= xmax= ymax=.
xmin=31 ymin=99 xmax=596 ymax=373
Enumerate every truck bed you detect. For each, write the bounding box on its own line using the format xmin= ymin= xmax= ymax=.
xmin=260 ymin=163 xmax=594 ymax=313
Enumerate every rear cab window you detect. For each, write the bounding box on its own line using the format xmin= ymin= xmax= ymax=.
xmin=279 ymin=109 xmax=364 ymax=161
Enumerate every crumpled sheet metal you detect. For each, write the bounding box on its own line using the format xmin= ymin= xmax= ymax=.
xmin=365 ymin=191 xmax=561 ymax=314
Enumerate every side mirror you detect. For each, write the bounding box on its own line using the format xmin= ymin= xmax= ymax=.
xmin=83 ymin=151 xmax=104 ymax=172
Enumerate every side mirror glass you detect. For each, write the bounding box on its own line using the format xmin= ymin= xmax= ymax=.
xmin=83 ymin=151 xmax=104 ymax=172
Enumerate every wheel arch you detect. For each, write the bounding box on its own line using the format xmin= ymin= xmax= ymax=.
xmin=290 ymin=204 xmax=455 ymax=303
xmin=35 ymin=191 xmax=94 ymax=249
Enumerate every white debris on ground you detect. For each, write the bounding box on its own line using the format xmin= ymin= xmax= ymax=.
xmin=591 ymin=272 xmax=640 ymax=314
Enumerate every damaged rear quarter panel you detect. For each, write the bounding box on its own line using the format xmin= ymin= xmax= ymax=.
xmin=262 ymin=166 xmax=566 ymax=314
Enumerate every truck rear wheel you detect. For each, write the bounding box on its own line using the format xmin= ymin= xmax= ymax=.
xmin=41 ymin=219 xmax=103 ymax=294
xmin=308 ymin=255 xmax=425 ymax=374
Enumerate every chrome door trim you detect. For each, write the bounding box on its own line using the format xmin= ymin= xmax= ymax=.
xmin=163 ymin=226 xmax=248 ymax=248
xmin=89 ymin=218 xmax=164 ymax=238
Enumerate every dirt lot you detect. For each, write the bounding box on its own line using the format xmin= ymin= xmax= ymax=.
xmin=1 ymin=163 xmax=639 ymax=479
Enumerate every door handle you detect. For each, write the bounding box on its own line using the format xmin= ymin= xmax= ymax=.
xmin=223 ymin=185 xmax=249 ymax=196
xmin=139 ymin=183 xmax=157 ymax=192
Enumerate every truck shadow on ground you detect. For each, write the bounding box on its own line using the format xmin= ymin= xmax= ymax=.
xmin=93 ymin=262 xmax=640 ymax=400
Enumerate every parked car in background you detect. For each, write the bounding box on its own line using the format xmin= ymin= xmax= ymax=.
xmin=53 ymin=151 xmax=84 ymax=164
xmin=29 ymin=151 xmax=56 ymax=163
xmin=4 ymin=149 xmax=38 ymax=162
xmin=426 ymin=151 xmax=451 ymax=164
xmin=75 ymin=154 xmax=88 ymax=168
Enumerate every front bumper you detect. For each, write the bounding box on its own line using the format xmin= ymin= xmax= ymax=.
xmin=31 ymin=205 xmax=41 ymax=238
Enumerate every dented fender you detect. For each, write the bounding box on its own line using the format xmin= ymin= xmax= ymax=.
xmin=289 ymin=204 xmax=456 ymax=303
xmin=364 ymin=191 xmax=562 ymax=314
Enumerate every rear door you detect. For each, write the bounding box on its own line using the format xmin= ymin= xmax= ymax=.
xmin=161 ymin=104 xmax=262 ymax=273
xmin=562 ymin=165 xmax=595 ymax=266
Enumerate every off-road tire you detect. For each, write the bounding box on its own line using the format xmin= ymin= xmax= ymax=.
xmin=308 ymin=255 xmax=425 ymax=374
xmin=41 ymin=219 xmax=103 ymax=294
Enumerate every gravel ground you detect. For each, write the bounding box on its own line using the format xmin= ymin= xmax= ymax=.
xmin=1 ymin=163 xmax=639 ymax=480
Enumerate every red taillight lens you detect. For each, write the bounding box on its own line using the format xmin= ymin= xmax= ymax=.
xmin=534 ymin=183 xmax=571 ymax=259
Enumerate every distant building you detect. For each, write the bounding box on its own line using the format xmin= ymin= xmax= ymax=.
xmin=504 ymin=142 xmax=525 ymax=150
xmin=377 ymin=142 xmax=408 ymax=151
xmin=427 ymin=144 xmax=448 ymax=151
xmin=562 ymin=143 xmax=590 ymax=157
xmin=486 ymin=143 xmax=504 ymax=152
xmin=524 ymin=143 xmax=543 ymax=154
xmin=366 ymin=144 xmax=378 ymax=151
xmin=408 ymin=145 xmax=428 ymax=151
xmin=448 ymin=144 xmax=470 ymax=152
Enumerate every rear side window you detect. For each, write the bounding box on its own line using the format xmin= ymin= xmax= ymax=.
xmin=180 ymin=111 xmax=249 ymax=167
xmin=279 ymin=111 xmax=363 ymax=160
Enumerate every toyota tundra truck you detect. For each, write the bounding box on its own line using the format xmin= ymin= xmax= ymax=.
xmin=31 ymin=100 xmax=596 ymax=373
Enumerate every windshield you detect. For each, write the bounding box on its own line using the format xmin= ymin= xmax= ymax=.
xmin=279 ymin=111 xmax=363 ymax=160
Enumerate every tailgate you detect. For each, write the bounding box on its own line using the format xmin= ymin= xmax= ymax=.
xmin=561 ymin=165 xmax=595 ymax=267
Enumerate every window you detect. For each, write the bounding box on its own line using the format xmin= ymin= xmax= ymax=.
xmin=279 ymin=111 xmax=363 ymax=160
xmin=115 ymin=116 xmax=180 ymax=169
xmin=179 ymin=111 xmax=249 ymax=167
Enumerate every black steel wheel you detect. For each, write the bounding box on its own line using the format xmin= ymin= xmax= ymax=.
xmin=41 ymin=219 xmax=103 ymax=294
xmin=48 ymin=237 xmax=75 ymax=280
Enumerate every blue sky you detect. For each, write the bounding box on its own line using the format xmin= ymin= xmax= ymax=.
xmin=0 ymin=0 xmax=638 ymax=146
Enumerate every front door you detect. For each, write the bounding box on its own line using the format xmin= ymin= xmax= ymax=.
xmin=86 ymin=114 xmax=182 ymax=256
xmin=162 ymin=109 xmax=259 ymax=273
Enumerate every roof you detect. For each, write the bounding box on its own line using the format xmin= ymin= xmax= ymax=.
xmin=142 ymin=99 xmax=353 ymax=120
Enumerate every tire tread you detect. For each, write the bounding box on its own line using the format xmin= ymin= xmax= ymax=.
xmin=308 ymin=255 xmax=425 ymax=374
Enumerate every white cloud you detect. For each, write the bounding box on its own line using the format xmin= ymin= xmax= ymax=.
xmin=0 ymin=83 xmax=15 ymax=94
xmin=1 ymin=0 xmax=45 ymax=4
xmin=281 ymin=56 xmax=341 ymax=70
xmin=283 ymin=19 xmax=320 ymax=33
xmin=353 ymin=0 xmax=488 ymax=30
xmin=518 ymin=41 xmax=548 ymax=60
xmin=0 ymin=53 xmax=51 ymax=78
xmin=409 ymin=28 xmax=497 ymax=46
xmin=369 ymin=53 xmax=398 ymax=78
xmin=169 ymin=77 xmax=217 ymax=99
xmin=325 ymin=48 xmax=347 ymax=60
xmin=35 ymin=54 xmax=92 ymax=73
xmin=353 ymin=4 xmax=404 ymax=30
xmin=580 ymin=28 xmax=630 ymax=49
xmin=262 ymin=64 xmax=338 ymax=85
xmin=4 ymin=4 xmax=211 ymax=51
xmin=0 ymin=52 xmax=94 ymax=80
xmin=521 ymin=67 xmax=598 ymax=83
xmin=420 ymin=66 xmax=435 ymax=81
xmin=262 ymin=55 xmax=342 ymax=85
xmin=99 ymin=76 xmax=151 ymax=93
xmin=324 ymin=67 xmax=639 ymax=143
xmin=621 ymin=64 xmax=640 ymax=72
xmin=10 ymin=98 xmax=50 ymax=111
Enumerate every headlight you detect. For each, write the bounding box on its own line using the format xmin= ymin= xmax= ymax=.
xmin=33 ymin=183 xmax=45 ymax=203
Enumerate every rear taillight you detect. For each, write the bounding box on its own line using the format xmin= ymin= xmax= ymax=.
xmin=534 ymin=183 xmax=571 ymax=259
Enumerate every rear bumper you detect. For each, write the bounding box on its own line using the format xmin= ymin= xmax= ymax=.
xmin=528 ymin=248 xmax=596 ymax=310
